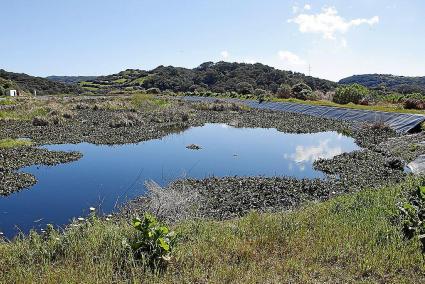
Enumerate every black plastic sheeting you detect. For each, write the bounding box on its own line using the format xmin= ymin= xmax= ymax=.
xmin=184 ymin=96 xmax=425 ymax=133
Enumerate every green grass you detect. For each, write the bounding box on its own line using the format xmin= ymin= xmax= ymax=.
xmin=0 ymin=138 xmax=33 ymax=148
xmin=129 ymin=76 xmax=150 ymax=86
xmin=0 ymin=179 xmax=423 ymax=283
xmin=0 ymin=107 xmax=48 ymax=121
xmin=79 ymin=82 xmax=109 ymax=91
xmin=113 ymin=78 xmax=127 ymax=84
xmin=131 ymin=93 xmax=169 ymax=109
xmin=0 ymin=98 xmax=14 ymax=106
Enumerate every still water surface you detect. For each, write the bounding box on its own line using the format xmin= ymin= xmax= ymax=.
xmin=0 ymin=124 xmax=360 ymax=237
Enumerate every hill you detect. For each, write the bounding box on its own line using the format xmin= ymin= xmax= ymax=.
xmin=46 ymin=76 xmax=98 ymax=84
xmin=339 ymin=74 xmax=425 ymax=94
xmin=82 ymin=62 xmax=337 ymax=94
xmin=0 ymin=70 xmax=82 ymax=96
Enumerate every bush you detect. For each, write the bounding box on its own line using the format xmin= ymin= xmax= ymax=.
xmin=236 ymin=82 xmax=254 ymax=95
xmin=32 ymin=117 xmax=49 ymax=126
xmin=254 ymin=88 xmax=267 ymax=96
xmin=403 ymin=98 xmax=425 ymax=110
xmin=333 ymin=84 xmax=369 ymax=104
xmin=276 ymin=84 xmax=292 ymax=99
xmin=291 ymin=83 xmax=313 ymax=100
xmin=146 ymin=88 xmax=160 ymax=94
xmin=130 ymin=213 xmax=177 ymax=270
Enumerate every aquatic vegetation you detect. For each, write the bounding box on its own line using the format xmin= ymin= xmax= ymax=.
xmin=0 ymin=138 xmax=33 ymax=148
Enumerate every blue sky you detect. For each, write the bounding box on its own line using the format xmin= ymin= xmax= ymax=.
xmin=1 ymin=0 xmax=424 ymax=81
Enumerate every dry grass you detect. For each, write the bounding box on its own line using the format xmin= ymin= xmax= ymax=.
xmin=137 ymin=180 xmax=200 ymax=222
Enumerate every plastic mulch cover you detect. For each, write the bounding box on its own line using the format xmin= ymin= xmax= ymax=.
xmin=184 ymin=96 xmax=425 ymax=133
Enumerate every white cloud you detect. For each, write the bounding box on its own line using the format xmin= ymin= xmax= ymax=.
xmin=292 ymin=6 xmax=299 ymax=14
xmin=340 ymin=38 xmax=348 ymax=48
xmin=278 ymin=50 xmax=306 ymax=65
xmin=304 ymin=4 xmax=311 ymax=10
xmin=289 ymin=140 xmax=343 ymax=163
xmin=289 ymin=7 xmax=379 ymax=40
xmin=220 ymin=50 xmax=229 ymax=60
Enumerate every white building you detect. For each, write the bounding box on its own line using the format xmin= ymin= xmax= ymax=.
xmin=6 ymin=89 xmax=17 ymax=97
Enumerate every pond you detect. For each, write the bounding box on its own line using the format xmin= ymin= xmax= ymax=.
xmin=0 ymin=124 xmax=360 ymax=238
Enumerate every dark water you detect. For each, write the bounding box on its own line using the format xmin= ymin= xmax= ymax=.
xmin=0 ymin=124 xmax=359 ymax=238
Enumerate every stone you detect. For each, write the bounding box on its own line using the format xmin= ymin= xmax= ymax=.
xmin=407 ymin=155 xmax=425 ymax=174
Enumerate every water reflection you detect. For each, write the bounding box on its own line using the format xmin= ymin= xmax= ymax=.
xmin=0 ymin=124 xmax=359 ymax=237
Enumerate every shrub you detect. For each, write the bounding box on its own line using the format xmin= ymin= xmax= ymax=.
xmin=333 ymin=84 xmax=369 ymax=104
xmin=130 ymin=213 xmax=177 ymax=270
xmin=254 ymin=88 xmax=267 ymax=96
xmin=109 ymin=113 xmax=139 ymax=128
xmin=403 ymin=98 xmax=425 ymax=110
xmin=32 ymin=117 xmax=49 ymax=126
xmin=236 ymin=82 xmax=254 ymax=95
xmin=291 ymin=83 xmax=313 ymax=100
xmin=146 ymin=88 xmax=160 ymax=94
xmin=276 ymin=84 xmax=292 ymax=99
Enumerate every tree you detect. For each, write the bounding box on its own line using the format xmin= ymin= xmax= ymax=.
xmin=333 ymin=84 xmax=369 ymax=104
xmin=276 ymin=84 xmax=292 ymax=99
xmin=0 ymin=85 xmax=5 ymax=96
xmin=291 ymin=83 xmax=313 ymax=100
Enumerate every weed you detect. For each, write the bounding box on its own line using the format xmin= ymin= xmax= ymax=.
xmin=129 ymin=213 xmax=177 ymax=271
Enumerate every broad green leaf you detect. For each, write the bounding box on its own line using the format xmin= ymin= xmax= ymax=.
xmin=158 ymin=238 xmax=170 ymax=251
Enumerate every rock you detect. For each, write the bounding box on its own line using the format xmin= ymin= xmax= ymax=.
xmin=407 ymin=155 xmax=425 ymax=174
xmin=32 ymin=117 xmax=49 ymax=127
xmin=186 ymin=144 xmax=202 ymax=150
xmin=384 ymin=157 xmax=404 ymax=170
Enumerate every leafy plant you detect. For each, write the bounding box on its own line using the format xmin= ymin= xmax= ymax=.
xmin=291 ymin=83 xmax=313 ymax=100
xmin=130 ymin=213 xmax=177 ymax=270
xmin=276 ymin=83 xmax=292 ymax=99
xmin=333 ymin=84 xmax=369 ymax=104
xmin=399 ymin=185 xmax=425 ymax=252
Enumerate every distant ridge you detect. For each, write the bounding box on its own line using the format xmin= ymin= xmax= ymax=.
xmin=339 ymin=74 xmax=425 ymax=94
xmin=46 ymin=76 xmax=98 ymax=84
xmin=82 ymin=61 xmax=337 ymax=94
xmin=0 ymin=69 xmax=82 ymax=95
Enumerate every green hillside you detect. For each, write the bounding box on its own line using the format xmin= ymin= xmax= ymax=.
xmin=339 ymin=74 xmax=425 ymax=94
xmin=0 ymin=69 xmax=82 ymax=96
xmin=81 ymin=62 xmax=337 ymax=94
